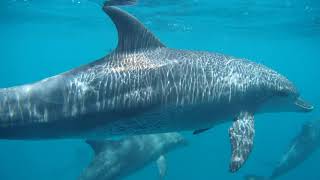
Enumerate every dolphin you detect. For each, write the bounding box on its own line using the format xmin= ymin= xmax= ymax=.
xmin=0 ymin=0 xmax=313 ymax=172
xmin=79 ymin=133 xmax=187 ymax=180
xmin=244 ymin=119 xmax=320 ymax=180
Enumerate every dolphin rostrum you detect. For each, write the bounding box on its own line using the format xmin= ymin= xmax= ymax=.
xmin=80 ymin=133 xmax=186 ymax=180
xmin=0 ymin=0 xmax=313 ymax=172
xmin=244 ymin=119 xmax=320 ymax=180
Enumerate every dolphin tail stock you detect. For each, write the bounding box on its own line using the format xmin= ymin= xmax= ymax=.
xmin=244 ymin=174 xmax=269 ymax=180
xmin=88 ymin=0 xmax=137 ymax=6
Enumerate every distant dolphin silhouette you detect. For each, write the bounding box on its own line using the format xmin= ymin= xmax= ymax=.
xmin=244 ymin=119 xmax=320 ymax=180
xmin=80 ymin=133 xmax=186 ymax=180
xmin=0 ymin=0 xmax=313 ymax=172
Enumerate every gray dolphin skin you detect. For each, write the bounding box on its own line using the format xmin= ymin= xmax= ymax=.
xmin=244 ymin=119 xmax=320 ymax=180
xmin=0 ymin=0 xmax=314 ymax=172
xmin=80 ymin=133 xmax=186 ymax=180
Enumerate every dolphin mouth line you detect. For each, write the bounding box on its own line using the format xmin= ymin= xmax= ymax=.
xmin=295 ymin=97 xmax=314 ymax=112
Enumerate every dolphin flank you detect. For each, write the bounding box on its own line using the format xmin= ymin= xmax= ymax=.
xmin=79 ymin=133 xmax=186 ymax=180
xmin=0 ymin=0 xmax=313 ymax=172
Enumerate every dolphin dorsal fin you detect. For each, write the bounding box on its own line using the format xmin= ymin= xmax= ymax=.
xmin=103 ymin=4 xmax=165 ymax=53
xmin=86 ymin=139 xmax=120 ymax=155
xmin=85 ymin=140 xmax=107 ymax=155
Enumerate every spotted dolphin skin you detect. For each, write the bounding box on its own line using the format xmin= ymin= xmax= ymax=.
xmin=0 ymin=0 xmax=313 ymax=172
xmin=80 ymin=133 xmax=186 ymax=180
xmin=244 ymin=119 xmax=320 ymax=180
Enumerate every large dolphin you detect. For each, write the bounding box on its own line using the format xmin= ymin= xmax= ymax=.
xmin=244 ymin=119 xmax=320 ymax=180
xmin=79 ymin=133 xmax=186 ymax=180
xmin=0 ymin=0 xmax=313 ymax=172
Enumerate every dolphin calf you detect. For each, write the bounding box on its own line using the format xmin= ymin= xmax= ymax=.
xmin=244 ymin=119 xmax=320 ymax=180
xmin=0 ymin=0 xmax=313 ymax=172
xmin=79 ymin=133 xmax=187 ymax=180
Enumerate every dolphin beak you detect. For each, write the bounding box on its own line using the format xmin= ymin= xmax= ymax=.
xmin=294 ymin=97 xmax=314 ymax=112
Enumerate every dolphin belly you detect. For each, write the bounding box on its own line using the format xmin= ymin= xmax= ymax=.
xmin=0 ymin=111 xmax=110 ymax=139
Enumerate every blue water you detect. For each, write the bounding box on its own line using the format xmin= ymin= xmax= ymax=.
xmin=0 ymin=0 xmax=319 ymax=179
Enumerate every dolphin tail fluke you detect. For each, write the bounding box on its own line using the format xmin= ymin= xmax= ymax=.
xmin=244 ymin=175 xmax=268 ymax=180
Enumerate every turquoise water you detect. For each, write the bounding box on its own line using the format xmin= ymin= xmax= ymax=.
xmin=0 ymin=0 xmax=319 ymax=179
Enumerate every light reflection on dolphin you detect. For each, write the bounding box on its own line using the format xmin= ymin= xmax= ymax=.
xmin=0 ymin=0 xmax=313 ymax=172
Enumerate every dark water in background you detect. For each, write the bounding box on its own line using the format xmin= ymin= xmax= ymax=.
xmin=0 ymin=0 xmax=319 ymax=179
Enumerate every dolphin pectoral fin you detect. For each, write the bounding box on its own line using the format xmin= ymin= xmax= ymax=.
xmin=228 ymin=112 xmax=255 ymax=172
xmin=193 ymin=128 xmax=211 ymax=135
xmin=156 ymin=155 xmax=167 ymax=180
xmin=294 ymin=97 xmax=314 ymax=112
xmin=102 ymin=1 xmax=165 ymax=54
